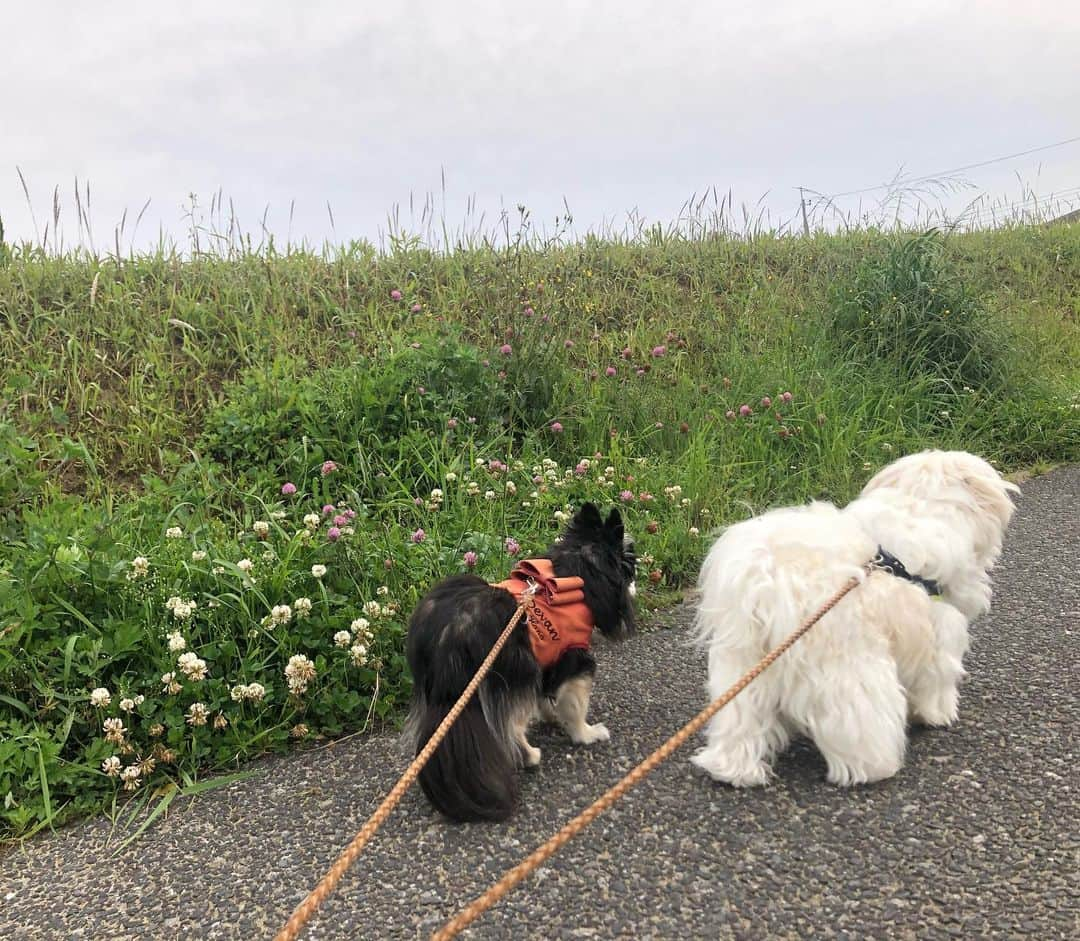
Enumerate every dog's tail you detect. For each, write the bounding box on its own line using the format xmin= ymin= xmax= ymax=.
xmin=410 ymin=696 xmax=518 ymax=823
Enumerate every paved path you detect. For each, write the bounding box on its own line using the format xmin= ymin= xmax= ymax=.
xmin=2 ymin=467 xmax=1078 ymax=940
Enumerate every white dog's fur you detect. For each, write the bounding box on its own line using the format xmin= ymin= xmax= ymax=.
xmin=691 ymin=450 xmax=1019 ymax=788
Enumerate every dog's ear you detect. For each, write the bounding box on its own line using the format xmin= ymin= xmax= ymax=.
xmin=604 ymin=507 xmax=624 ymax=544
xmin=575 ymin=502 xmax=604 ymax=531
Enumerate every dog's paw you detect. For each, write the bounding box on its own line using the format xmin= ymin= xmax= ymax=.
xmin=521 ymin=744 xmax=542 ymax=768
xmin=824 ymin=754 xmax=903 ymax=787
xmin=690 ymin=749 xmax=771 ymax=787
xmin=572 ymin=722 xmax=610 ymax=745
xmin=910 ymin=687 xmax=959 ymax=728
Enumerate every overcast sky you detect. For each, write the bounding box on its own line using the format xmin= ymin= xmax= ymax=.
xmin=3 ymin=1 xmax=1079 ymax=252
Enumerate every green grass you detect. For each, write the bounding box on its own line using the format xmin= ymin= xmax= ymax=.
xmin=0 ymin=221 xmax=1077 ymax=841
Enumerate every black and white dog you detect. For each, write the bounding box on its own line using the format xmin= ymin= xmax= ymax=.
xmin=405 ymin=503 xmax=637 ymax=822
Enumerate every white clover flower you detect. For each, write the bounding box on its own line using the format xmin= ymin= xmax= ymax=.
xmin=177 ymin=652 xmax=208 ymax=682
xmin=505 ymin=481 xmax=517 ymax=496
xmin=270 ymin=604 xmax=292 ymax=627
xmin=134 ymin=695 xmax=145 ymax=706
xmin=237 ymin=558 xmax=254 ymax=573
xmin=430 ymin=488 xmax=444 ymax=502
xmin=165 ymin=526 xmax=184 ymax=539
xmin=285 ymin=654 xmax=317 ymax=696
xmin=101 ymin=755 xmax=121 ymax=777
xmin=604 ymin=466 xmax=616 ymax=478
xmin=230 ymin=682 xmax=267 ymax=703
xmin=476 ymin=458 xmax=486 ymax=467
xmin=168 ymin=598 xmax=196 ymax=620
xmin=212 ymin=565 xmax=225 ymax=575
xmin=262 ymin=550 xmax=275 ymax=562
xmin=512 ymin=460 xmax=524 ymax=472
xmin=90 ymin=687 xmax=112 ymax=708
xmin=689 ymin=527 xmax=700 ymax=537
xmin=681 ymin=498 xmax=691 ymax=508
xmin=334 ymin=630 xmax=352 ymax=648
xmin=213 ymin=713 xmax=229 ymax=730
xmin=120 ymin=765 xmax=142 ymax=790
xmin=311 ymin=564 xmax=327 ymax=579
xmin=376 ymin=585 xmax=389 ymax=597
xmin=350 ymin=617 xmax=371 ymax=635
xmin=191 ymin=550 xmax=208 ymax=562
xmin=269 ymin=510 xmax=286 ymax=521
xmin=303 ymin=513 xmax=321 ymax=531
xmin=542 ymin=458 xmax=558 ymax=470
xmin=578 ymin=458 xmax=591 ymax=470
xmin=119 ymin=698 xmax=136 ymax=713
xmin=544 ymin=469 xmax=558 ymax=481
xmin=484 ymin=490 xmax=497 ymax=501
xmin=253 ymin=520 xmax=270 ymax=537
xmin=293 ymin=597 xmax=313 ymax=619
xmin=701 ymin=508 xmax=711 ymax=517
xmin=521 ymin=501 xmax=532 ymax=508
xmin=161 ymin=672 xmax=182 ymax=694
xmin=167 ymin=631 xmax=187 ymax=652
xmin=342 ymin=526 xmax=355 ymax=536
xmin=466 ymin=482 xmax=480 ymax=496
xmin=103 ymin=717 xmax=126 ymax=744
xmin=363 ymin=600 xmax=381 ymax=618
xmin=445 ymin=472 xmax=458 ymax=483
xmin=553 ymin=510 xmax=569 ymax=523
xmin=186 ymin=702 xmax=210 ymax=726
xmin=350 ymin=643 xmax=369 ymax=667
xmin=128 ymin=557 xmax=149 ymax=581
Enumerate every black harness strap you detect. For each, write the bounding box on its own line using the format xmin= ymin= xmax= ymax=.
xmin=873 ymin=547 xmax=943 ymax=597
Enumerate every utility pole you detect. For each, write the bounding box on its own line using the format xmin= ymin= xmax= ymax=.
xmin=798 ymin=187 xmax=810 ymax=237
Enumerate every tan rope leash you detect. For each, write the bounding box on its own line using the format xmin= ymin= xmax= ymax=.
xmin=275 ymin=588 xmax=537 ymax=941
xmin=432 ymin=565 xmax=872 ymax=941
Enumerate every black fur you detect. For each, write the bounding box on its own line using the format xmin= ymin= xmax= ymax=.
xmin=405 ymin=503 xmax=636 ymax=823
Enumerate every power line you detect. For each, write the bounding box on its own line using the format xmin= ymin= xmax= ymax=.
xmin=815 ymin=134 xmax=1080 ymax=202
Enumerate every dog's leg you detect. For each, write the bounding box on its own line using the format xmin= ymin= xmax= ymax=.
xmin=805 ymin=659 xmax=907 ymax=786
xmin=552 ymin=675 xmax=610 ymax=745
xmin=691 ymin=644 xmax=786 ymax=787
xmin=510 ymin=701 xmax=542 ymax=767
xmin=904 ymin=602 xmax=968 ymax=727
xmin=539 ymin=694 xmax=559 ymax=724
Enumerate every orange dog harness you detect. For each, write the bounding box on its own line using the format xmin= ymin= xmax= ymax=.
xmin=493 ymin=558 xmax=594 ymax=669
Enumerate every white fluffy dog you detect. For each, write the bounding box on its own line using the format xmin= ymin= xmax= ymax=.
xmin=691 ymin=450 xmax=1019 ymax=788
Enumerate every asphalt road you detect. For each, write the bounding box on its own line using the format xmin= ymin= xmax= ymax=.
xmin=2 ymin=466 xmax=1077 ymax=940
